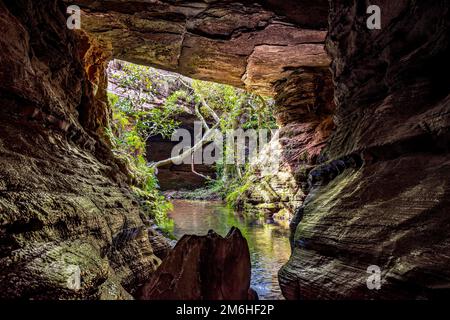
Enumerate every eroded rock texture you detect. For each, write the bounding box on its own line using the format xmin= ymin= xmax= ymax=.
xmin=0 ymin=0 xmax=332 ymax=300
xmin=0 ymin=0 xmax=161 ymax=299
xmin=70 ymin=0 xmax=330 ymax=95
xmin=239 ymin=67 xmax=335 ymax=221
xmin=137 ymin=227 xmax=253 ymax=300
xmin=279 ymin=1 xmax=450 ymax=299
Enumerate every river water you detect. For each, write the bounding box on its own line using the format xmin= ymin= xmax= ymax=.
xmin=168 ymin=199 xmax=291 ymax=300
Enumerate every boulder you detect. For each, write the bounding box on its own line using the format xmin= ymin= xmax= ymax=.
xmin=138 ymin=227 xmax=254 ymax=300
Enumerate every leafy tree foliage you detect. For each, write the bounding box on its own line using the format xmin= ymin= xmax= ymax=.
xmin=106 ymin=60 xmax=277 ymax=224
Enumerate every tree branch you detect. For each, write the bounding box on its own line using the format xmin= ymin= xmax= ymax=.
xmin=195 ymin=103 xmax=210 ymax=130
xmin=149 ymin=122 xmax=220 ymax=169
xmin=198 ymin=94 xmax=221 ymax=123
xmin=191 ymin=153 xmax=212 ymax=180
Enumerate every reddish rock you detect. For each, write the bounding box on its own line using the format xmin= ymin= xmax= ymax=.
xmin=138 ymin=228 xmax=253 ymax=300
xmin=279 ymin=0 xmax=450 ymax=300
xmin=71 ymin=0 xmax=329 ymax=95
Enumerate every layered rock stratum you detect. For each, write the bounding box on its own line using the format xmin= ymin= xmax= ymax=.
xmin=279 ymin=0 xmax=450 ymax=299
xmin=0 ymin=0 xmax=160 ymax=299
xmin=69 ymin=0 xmax=330 ymax=96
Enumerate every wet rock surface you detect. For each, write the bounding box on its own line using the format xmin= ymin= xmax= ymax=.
xmin=137 ymin=227 xmax=254 ymax=300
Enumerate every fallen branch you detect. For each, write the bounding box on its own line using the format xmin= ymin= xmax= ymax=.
xmin=149 ymin=122 xmax=220 ymax=169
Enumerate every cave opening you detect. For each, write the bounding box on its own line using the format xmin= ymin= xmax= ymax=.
xmin=106 ymin=59 xmax=297 ymax=299
xmin=2 ymin=0 xmax=448 ymax=302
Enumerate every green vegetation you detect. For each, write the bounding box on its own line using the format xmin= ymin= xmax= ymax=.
xmin=109 ymin=62 xmax=183 ymax=140
xmin=106 ymin=62 xmax=185 ymax=236
xmin=186 ymin=81 xmax=276 ymax=204
xmin=106 ymin=60 xmax=278 ymax=231
xmin=225 ymin=179 xmax=252 ymax=208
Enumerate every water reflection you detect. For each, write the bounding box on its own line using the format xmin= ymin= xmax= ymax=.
xmin=168 ymin=199 xmax=291 ymax=300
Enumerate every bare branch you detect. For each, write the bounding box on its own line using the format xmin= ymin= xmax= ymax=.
xmin=191 ymin=153 xmax=212 ymax=180
xmin=195 ymin=103 xmax=210 ymax=130
xmin=198 ymin=94 xmax=221 ymax=123
xmin=149 ymin=123 xmax=220 ymax=169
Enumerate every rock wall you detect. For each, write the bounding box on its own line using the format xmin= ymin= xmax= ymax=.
xmin=239 ymin=67 xmax=335 ymax=222
xmin=2 ymin=0 xmax=449 ymax=300
xmin=279 ymin=0 xmax=450 ymax=299
xmin=0 ymin=0 xmax=161 ymax=299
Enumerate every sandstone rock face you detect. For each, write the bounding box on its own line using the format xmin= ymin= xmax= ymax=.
xmin=70 ymin=0 xmax=330 ymax=96
xmin=279 ymin=1 xmax=450 ymax=299
xmin=2 ymin=0 xmax=449 ymax=301
xmin=0 ymin=0 xmax=161 ymax=299
xmin=239 ymin=68 xmax=335 ymax=222
xmin=137 ymin=227 xmax=253 ymax=300
xmin=148 ymin=228 xmax=173 ymax=260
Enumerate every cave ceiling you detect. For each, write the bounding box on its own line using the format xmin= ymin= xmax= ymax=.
xmin=70 ymin=0 xmax=331 ymax=95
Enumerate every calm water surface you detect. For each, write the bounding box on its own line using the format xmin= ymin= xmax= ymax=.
xmin=168 ymin=199 xmax=291 ymax=300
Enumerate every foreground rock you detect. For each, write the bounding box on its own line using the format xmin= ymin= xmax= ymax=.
xmin=138 ymin=227 xmax=255 ymax=300
xmin=0 ymin=0 xmax=161 ymax=299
